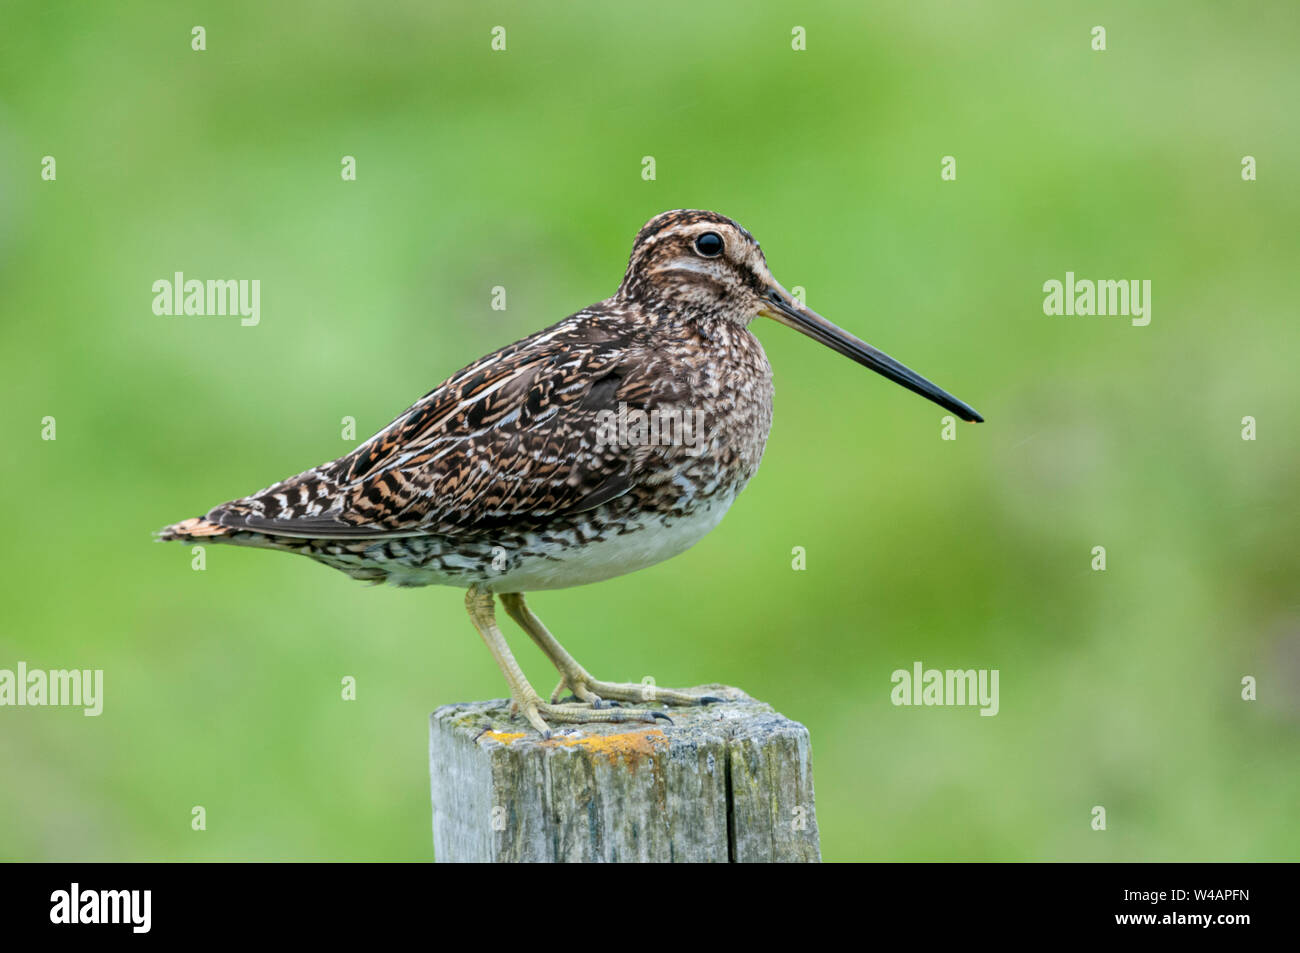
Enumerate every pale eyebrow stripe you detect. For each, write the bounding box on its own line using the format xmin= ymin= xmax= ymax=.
xmin=638 ymin=220 xmax=728 ymax=248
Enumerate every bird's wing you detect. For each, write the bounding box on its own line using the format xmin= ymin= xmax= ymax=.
xmin=206 ymin=314 xmax=689 ymax=539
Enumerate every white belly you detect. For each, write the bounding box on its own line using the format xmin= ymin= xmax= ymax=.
xmin=483 ymin=492 xmax=737 ymax=592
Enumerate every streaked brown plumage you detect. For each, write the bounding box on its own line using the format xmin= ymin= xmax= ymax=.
xmin=160 ymin=209 xmax=982 ymax=735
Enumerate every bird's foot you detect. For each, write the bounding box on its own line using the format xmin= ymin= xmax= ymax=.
xmin=511 ymin=689 xmax=671 ymax=739
xmin=548 ymin=673 xmax=724 ymax=709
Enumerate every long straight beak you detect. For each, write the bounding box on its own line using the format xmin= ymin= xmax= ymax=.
xmin=760 ymin=285 xmax=984 ymax=423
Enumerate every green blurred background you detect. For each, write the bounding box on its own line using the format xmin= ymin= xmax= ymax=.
xmin=2 ymin=1 xmax=1297 ymax=861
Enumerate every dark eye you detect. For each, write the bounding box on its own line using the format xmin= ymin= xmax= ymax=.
xmin=694 ymin=232 xmax=724 ymax=257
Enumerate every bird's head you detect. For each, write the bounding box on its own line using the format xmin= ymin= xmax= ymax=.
xmin=617 ymin=209 xmax=775 ymax=321
xmin=617 ymin=209 xmax=983 ymax=423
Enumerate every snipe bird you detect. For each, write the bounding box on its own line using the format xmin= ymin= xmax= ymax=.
xmin=160 ymin=210 xmax=983 ymax=736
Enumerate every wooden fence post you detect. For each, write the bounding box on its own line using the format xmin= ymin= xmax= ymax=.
xmin=428 ymin=685 xmax=820 ymax=862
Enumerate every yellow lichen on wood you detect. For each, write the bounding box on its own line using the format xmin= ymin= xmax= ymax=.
xmin=480 ymin=727 xmax=668 ymax=767
xmin=545 ymin=728 xmax=667 ymax=764
xmin=480 ymin=730 xmax=526 ymax=744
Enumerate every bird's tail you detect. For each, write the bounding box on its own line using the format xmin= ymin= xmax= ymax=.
xmin=155 ymin=516 xmax=235 ymax=542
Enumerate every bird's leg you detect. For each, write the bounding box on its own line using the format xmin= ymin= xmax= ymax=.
xmin=498 ymin=592 xmax=722 ymax=708
xmin=464 ymin=586 xmax=670 ymax=738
